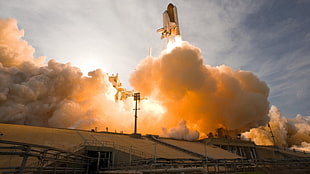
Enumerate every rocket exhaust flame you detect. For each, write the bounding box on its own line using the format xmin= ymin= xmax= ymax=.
xmin=0 ymin=18 xmax=309 ymax=151
xmin=166 ymin=36 xmax=183 ymax=53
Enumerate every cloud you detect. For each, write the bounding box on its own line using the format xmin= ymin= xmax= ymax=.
xmin=198 ymin=0 xmax=310 ymax=117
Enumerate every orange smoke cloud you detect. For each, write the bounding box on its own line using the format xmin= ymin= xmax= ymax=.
xmin=1 ymin=17 xmax=308 ymax=149
xmin=0 ymin=18 xmax=45 ymax=67
xmin=1 ymin=18 xmax=270 ymax=141
xmin=130 ymin=40 xmax=270 ymax=136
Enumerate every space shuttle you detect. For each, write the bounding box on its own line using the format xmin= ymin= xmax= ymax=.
xmin=157 ymin=3 xmax=181 ymax=39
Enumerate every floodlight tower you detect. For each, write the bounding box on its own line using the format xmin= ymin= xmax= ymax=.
xmin=133 ymin=92 xmax=141 ymax=134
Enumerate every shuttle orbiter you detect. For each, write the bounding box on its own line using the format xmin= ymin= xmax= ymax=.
xmin=157 ymin=3 xmax=181 ymax=39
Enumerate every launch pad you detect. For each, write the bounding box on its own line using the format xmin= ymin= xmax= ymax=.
xmin=0 ymin=2 xmax=309 ymax=174
xmin=1 ymin=123 xmax=310 ymax=173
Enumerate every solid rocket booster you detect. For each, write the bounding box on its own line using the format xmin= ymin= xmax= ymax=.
xmin=157 ymin=3 xmax=181 ymax=39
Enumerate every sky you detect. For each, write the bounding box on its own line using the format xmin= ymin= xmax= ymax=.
xmin=0 ymin=0 xmax=309 ymax=118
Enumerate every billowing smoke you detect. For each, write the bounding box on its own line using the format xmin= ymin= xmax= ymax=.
xmin=162 ymin=120 xmax=200 ymax=141
xmin=4 ymin=17 xmax=308 ymax=150
xmin=130 ymin=40 xmax=270 ymax=137
xmin=0 ymin=18 xmax=164 ymax=133
xmin=0 ymin=18 xmax=112 ymax=129
xmin=242 ymin=105 xmax=310 ymax=152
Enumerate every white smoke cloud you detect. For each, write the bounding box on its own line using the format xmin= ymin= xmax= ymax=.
xmin=162 ymin=120 xmax=200 ymax=141
xmin=291 ymin=142 xmax=310 ymax=153
xmin=242 ymin=105 xmax=310 ymax=152
xmin=0 ymin=18 xmax=163 ymax=133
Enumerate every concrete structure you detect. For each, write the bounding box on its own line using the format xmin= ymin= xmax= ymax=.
xmin=1 ymin=123 xmax=310 ymax=173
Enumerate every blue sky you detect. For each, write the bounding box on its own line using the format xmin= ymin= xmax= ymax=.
xmin=0 ymin=0 xmax=309 ymax=118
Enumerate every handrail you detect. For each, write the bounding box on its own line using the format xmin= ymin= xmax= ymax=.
xmin=0 ymin=140 xmax=93 ymax=173
xmin=149 ymin=135 xmax=208 ymax=159
xmin=0 ymin=139 xmax=90 ymax=158
xmin=86 ymin=134 xmax=153 ymax=159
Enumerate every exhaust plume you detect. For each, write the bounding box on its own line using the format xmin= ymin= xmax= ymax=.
xmin=130 ymin=39 xmax=270 ymax=137
xmin=0 ymin=18 xmax=271 ymax=138
xmin=6 ymin=18 xmax=308 ymax=148
xmin=2 ymin=18 xmax=308 ymax=150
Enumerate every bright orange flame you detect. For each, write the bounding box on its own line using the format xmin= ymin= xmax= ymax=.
xmin=166 ymin=36 xmax=183 ymax=53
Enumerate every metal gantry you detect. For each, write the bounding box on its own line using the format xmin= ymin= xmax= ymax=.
xmin=2 ymin=138 xmax=310 ymax=174
xmin=0 ymin=140 xmax=92 ymax=174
